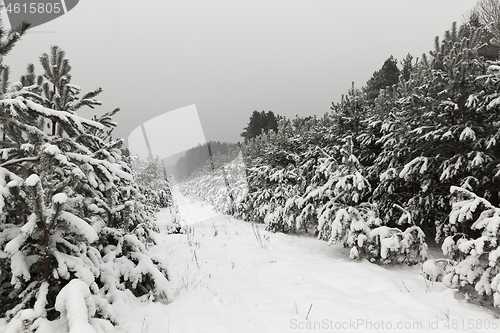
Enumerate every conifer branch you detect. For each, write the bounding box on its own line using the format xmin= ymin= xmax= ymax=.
xmin=0 ymin=156 xmax=39 ymax=167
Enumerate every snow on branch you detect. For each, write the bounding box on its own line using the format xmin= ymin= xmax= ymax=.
xmin=54 ymin=279 xmax=97 ymax=333
xmin=0 ymin=156 xmax=40 ymax=168
xmin=60 ymin=211 xmax=98 ymax=243
xmin=0 ymin=97 xmax=106 ymax=131
xmin=23 ymin=99 xmax=106 ymax=130
xmin=66 ymin=152 xmax=133 ymax=182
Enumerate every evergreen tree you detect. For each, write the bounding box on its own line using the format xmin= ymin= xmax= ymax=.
xmin=0 ymin=46 xmax=174 ymax=331
xmin=371 ymin=22 xmax=490 ymax=242
xmin=440 ymin=186 xmax=500 ymax=308
xmin=132 ymin=156 xmax=182 ymax=233
xmin=240 ymin=110 xmax=279 ymax=142
xmin=401 ymin=54 xmax=415 ymax=81
xmin=363 ymin=55 xmax=401 ymax=104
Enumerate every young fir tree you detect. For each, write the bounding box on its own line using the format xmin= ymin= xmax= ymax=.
xmin=0 ymin=46 xmax=174 ymax=331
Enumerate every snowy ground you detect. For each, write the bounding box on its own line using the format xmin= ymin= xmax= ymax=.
xmin=114 ymin=190 xmax=499 ymax=333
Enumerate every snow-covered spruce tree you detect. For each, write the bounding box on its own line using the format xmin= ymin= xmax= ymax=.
xmin=440 ymin=186 xmax=500 ymax=308
xmin=0 ymin=46 xmax=173 ymax=331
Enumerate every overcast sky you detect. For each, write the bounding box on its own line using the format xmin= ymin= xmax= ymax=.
xmin=2 ymin=0 xmax=479 ymax=146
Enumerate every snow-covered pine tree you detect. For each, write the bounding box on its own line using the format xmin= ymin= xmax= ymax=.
xmin=440 ymin=186 xmax=500 ymax=308
xmin=372 ymin=22 xmax=490 ymax=242
xmin=235 ymin=116 xmax=326 ymax=233
xmin=233 ymin=120 xmax=291 ymax=228
xmin=313 ymin=137 xmax=363 ymax=218
xmin=322 ymin=83 xmax=429 ymax=264
xmin=369 ymin=73 xmax=420 ymax=229
xmin=330 ymin=83 xmax=367 ymax=148
xmin=129 ymin=155 xmax=184 ymax=239
xmin=0 ymin=46 xmax=173 ymax=332
xmin=313 ymin=136 xmax=380 ymax=260
xmin=433 ymin=58 xmax=500 ymax=307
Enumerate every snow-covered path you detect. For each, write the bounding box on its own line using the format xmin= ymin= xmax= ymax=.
xmin=124 ymin=192 xmax=499 ymax=333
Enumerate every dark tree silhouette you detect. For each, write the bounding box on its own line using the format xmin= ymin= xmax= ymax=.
xmin=240 ymin=110 xmax=279 ymax=142
xmin=363 ymin=55 xmax=401 ymax=104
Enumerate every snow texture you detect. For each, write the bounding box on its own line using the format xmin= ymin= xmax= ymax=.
xmin=24 ymin=174 xmax=40 ymax=187
xmin=1 ymin=191 xmax=498 ymax=332
xmin=53 ymin=193 xmax=68 ymax=204
xmin=54 ymin=279 xmax=97 ymax=333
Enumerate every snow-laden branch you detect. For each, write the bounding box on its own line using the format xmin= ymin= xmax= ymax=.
xmin=0 ymin=156 xmax=39 ymax=168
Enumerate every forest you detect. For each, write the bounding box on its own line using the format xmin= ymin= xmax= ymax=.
xmin=2 ymin=0 xmax=500 ymax=331
xmin=179 ymin=1 xmax=500 ymax=310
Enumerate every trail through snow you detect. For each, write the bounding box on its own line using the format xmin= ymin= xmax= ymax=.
xmin=119 ymin=191 xmax=500 ymax=333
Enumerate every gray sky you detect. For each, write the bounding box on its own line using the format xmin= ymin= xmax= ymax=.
xmin=3 ymin=0 xmax=479 ymax=145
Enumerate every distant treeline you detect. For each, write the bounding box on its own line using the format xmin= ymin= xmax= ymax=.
xmin=175 ymin=141 xmax=239 ymax=181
